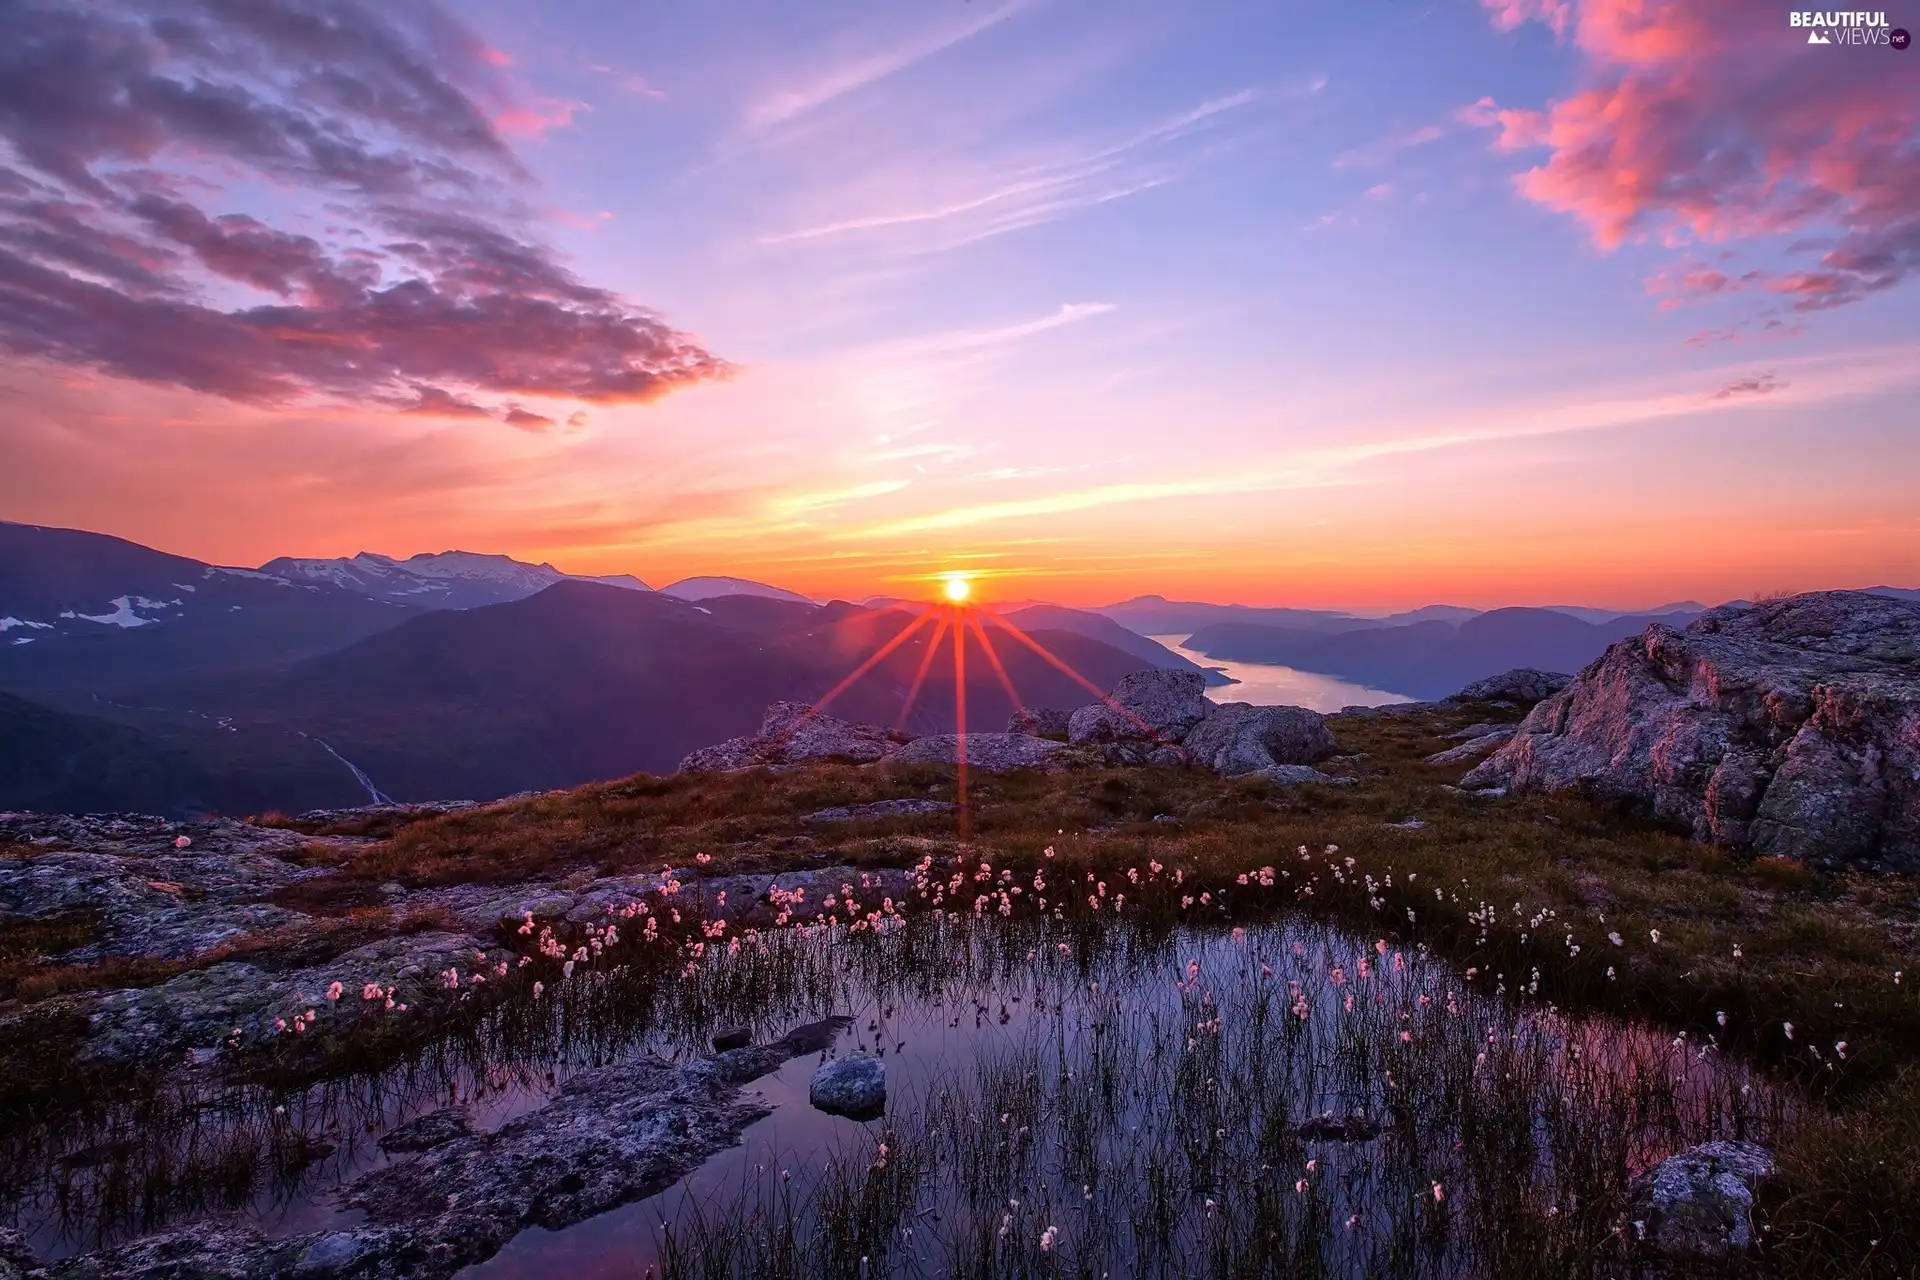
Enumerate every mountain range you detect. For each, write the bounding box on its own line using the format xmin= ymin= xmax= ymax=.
xmin=4 ymin=519 xmax=1917 ymax=814
xmin=0 ymin=523 xmax=1188 ymax=813
xmin=1179 ymin=607 xmax=1701 ymax=700
xmin=262 ymin=550 xmax=652 ymax=610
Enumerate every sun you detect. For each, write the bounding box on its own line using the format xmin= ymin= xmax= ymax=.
xmin=941 ymin=573 xmax=972 ymax=603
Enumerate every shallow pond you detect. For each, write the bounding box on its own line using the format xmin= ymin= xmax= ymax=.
xmin=4 ymin=900 xmax=1780 ymax=1279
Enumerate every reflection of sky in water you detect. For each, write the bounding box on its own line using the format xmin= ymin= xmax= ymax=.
xmin=1148 ymin=636 xmax=1415 ymax=711
xmin=465 ymin=919 xmax=1769 ymax=1279
xmin=16 ymin=914 xmax=1776 ymax=1277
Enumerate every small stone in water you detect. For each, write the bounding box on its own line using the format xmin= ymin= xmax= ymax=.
xmin=810 ymin=1054 xmax=886 ymax=1118
xmin=713 ymin=1027 xmax=752 ymax=1053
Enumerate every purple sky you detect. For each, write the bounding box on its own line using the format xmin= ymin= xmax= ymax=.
xmin=1 ymin=0 xmax=1916 ymax=607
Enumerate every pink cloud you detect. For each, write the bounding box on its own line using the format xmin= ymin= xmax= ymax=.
xmin=1482 ymin=0 xmax=1573 ymax=39
xmin=1470 ymin=0 xmax=1920 ymax=309
xmin=0 ymin=0 xmax=725 ymax=410
xmin=494 ymin=98 xmax=589 ymax=139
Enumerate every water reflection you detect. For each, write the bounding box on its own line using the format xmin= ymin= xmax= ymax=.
xmin=1149 ymin=636 xmax=1414 ymax=711
xmin=5 ymin=911 xmax=1779 ymax=1279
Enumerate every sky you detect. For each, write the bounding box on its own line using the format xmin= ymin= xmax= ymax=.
xmin=0 ymin=0 xmax=1916 ymax=610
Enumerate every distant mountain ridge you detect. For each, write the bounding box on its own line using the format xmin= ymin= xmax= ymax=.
xmin=262 ymin=550 xmax=651 ymax=610
xmin=0 ymin=521 xmax=418 ymax=695
xmin=1183 ymin=606 xmax=1703 ymax=700
xmin=998 ymin=604 xmax=1234 ymax=687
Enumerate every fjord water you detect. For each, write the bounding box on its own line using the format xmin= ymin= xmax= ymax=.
xmin=0 ymin=908 xmax=1770 ymax=1277
xmin=1148 ymin=637 xmax=1415 ymax=711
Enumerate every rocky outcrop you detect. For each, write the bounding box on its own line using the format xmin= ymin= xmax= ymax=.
xmin=1444 ymin=668 xmax=1572 ymax=704
xmin=1630 ymin=1140 xmax=1775 ymax=1257
xmin=1463 ymin=592 xmax=1920 ymax=870
xmin=673 ymin=670 xmax=1347 ymax=784
xmin=1180 ymin=703 xmax=1337 ymax=776
xmin=1068 ymin=670 xmax=1210 ymax=746
xmin=1007 ymin=707 xmax=1074 ymax=736
xmin=0 ymin=804 xmax=921 ymax=1068
xmin=0 ymin=813 xmax=359 ymax=962
xmin=888 ymin=732 xmax=1066 ymax=771
xmin=678 ymin=701 xmax=912 ymax=772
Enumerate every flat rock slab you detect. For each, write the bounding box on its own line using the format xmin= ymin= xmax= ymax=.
xmin=1424 ymin=728 xmax=1516 ymax=766
xmin=887 ymin=733 xmax=1064 ymax=771
xmin=39 ymin=1020 xmax=852 ymax=1280
xmin=1256 ymin=765 xmax=1344 ymax=786
xmin=803 ymin=798 xmax=954 ymax=822
xmin=75 ymin=929 xmax=507 ymax=1066
xmin=378 ymin=1107 xmax=475 ymax=1154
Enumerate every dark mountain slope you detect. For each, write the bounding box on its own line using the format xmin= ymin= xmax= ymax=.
xmin=0 ymin=691 xmax=212 ymax=816
xmin=0 ymin=522 xmax=417 ymax=698
xmin=161 ymin=587 xmax=1158 ymax=806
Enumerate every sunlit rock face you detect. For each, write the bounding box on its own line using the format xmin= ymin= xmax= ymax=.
xmin=1067 ymin=669 xmax=1211 ymax=745
xmin=1464 ymin=591 xmax=1920 ymax=871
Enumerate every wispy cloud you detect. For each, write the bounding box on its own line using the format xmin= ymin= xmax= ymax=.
xmin=1332 ymin=123 xmax=1448 ymax=170
xmin=893 ymin=302 xmax=1118 ymax=356
xmin=756 ymin=91 xmax=1259 ymax=253
xmin=841 ymin=346 xmax=1920 ymax=537
xmin=743 ymin=2 xmax=1029 ymax=133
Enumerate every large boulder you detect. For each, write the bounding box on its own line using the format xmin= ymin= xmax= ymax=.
xmin=1463 ymin=592 xmax=1920 ymax=870
xmin=1444 ymin=668 xmax=1573 ymax=704
xmin=1179 ymin=703 xmax=1336 ymax=776
xmin=888 ymin=733 xmax=1065 ymax=772
xmin=1067 ymin=670 xmax=1210 ymax=745
xmin=1630 ymin=1140 xmax=1774 ymax=1257
xmin=679 ymin=702 xmax=910 ymax=772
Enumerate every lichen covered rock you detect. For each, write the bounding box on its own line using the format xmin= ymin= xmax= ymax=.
xmin=809 ymin=1052 xmax=886 ymax=1118
xmin=1464 ymin=592 xmax=1920 ymax=870
xmin=1179 ymin=703 xmax=1336 ymax=776
xmin=1630 ymin=1140 xmax=1775 ymax=1257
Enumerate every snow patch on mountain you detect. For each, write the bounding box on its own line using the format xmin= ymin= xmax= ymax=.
xmin=66 ymin=595 xmax=158 ymax=627
xmin=658 ymin=576 xmax=814 ymax=605
xmin=259 ymin=551 xmax=652 ymax=611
